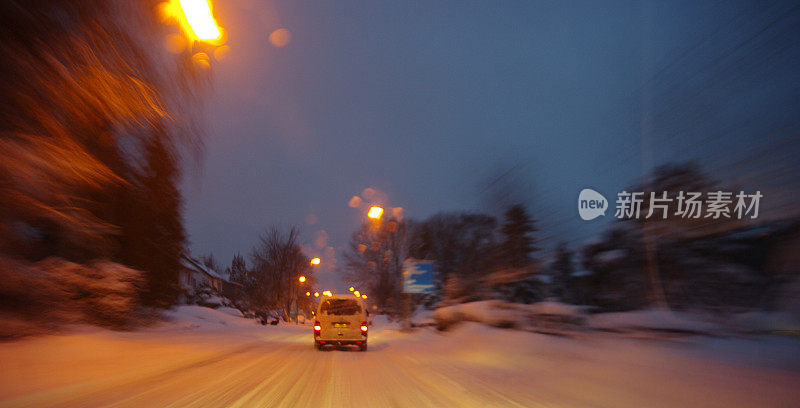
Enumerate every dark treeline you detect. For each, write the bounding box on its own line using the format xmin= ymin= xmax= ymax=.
xmin=343 ymin=204 xmax=543 ymax=313
xmin=579 ymin=162 xmax=798 ymax=312
xmin=342 ymin=162 xmax=799 ymax=315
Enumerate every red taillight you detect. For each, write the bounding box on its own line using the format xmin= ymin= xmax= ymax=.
xmin=360 ymin=322 xmax=368 ymax=332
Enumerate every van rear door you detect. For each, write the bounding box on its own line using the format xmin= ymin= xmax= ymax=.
xmin=317 ymin=298 xmax=364 ymax=340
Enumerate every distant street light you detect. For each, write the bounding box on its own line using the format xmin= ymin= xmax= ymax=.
xmin=310 ymin=257 xmax=321 ymax=265
xmin=306 ymin=291 xmax=311 ymax=296
xmin=353 ymin=291 xmax=360 ymax=297
xmin=368 ymin=206 xmax=384 ymax=219
xmin=314 ymin=292 xmax=319 ymax=297
xmin=298 ymin=275 xmax=306 ymax=283
xmin=349 ymin=286 xmax=355 ymax=292
xmin=361 ymin=294 xmax=367 ymax=299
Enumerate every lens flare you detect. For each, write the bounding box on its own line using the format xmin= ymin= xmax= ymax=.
xmin=268 ymin=28 xmax=292 ymax=48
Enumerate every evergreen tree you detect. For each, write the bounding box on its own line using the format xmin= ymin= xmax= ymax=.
xmin=229 ymin=253 xmax=247 ymax=282
xmin=499 ymin=204 xmax=537 ymax=268
xmin=497 ymin=204 xmax=540 ymax=303
xmin=551 ymin=242 xmax=574 ymax=302
xmin=121 ymin=136 xmax=186 ymax=307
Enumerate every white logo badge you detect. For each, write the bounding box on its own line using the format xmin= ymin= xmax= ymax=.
xmin=578 ymin=189 xmax=608 ymax=221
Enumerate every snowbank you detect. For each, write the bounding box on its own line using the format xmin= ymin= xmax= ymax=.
xmin=0 ymin=257 xmax=144 ymax=337
xmin=589 ymin=309 xmax=720 ymax=334
xmin=730 ymin=311 xmax=800 ymax=334
xmin=410 ymin=308 xmax=436 ymax=327
xmin=524 ymin=301 xmax=584 ymax=316
xmin=434 ymin=300 xmax=520 ymax=330
xmin=435 ymin=302 xmax=745 ymax=337
xmin=434 ymin=300 xmax=588 ymax=331
xmin=160 ymin=305 xmax=259 ymax=331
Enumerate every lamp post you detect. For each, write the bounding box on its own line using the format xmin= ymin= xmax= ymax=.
xmin=294 ymin=275 xmax=308 ymax=324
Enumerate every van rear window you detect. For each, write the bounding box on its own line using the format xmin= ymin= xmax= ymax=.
xmin=320 ymin=299 xmax=361 ymax=315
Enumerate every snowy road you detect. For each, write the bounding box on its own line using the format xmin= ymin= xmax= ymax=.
xmin=1 ymin=307 xmax=799 ymax=408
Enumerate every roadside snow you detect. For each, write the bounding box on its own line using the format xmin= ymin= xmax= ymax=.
xmin=525 ymin=300 xmax=584 ymax=316
xmin=158 ymin=305 xmax=259 ymax=331
xmin=1 ymin=306 xmax=799 ymax=407
xmin=730 ymin=311 xmax=800 ymax=333
xmin=434 ymin=300 xmax=519 ymax=329
xmin=589 ymin=309 xmax=720 ymax=333
xmin=434 ymin=300 xmax=589 ymax=331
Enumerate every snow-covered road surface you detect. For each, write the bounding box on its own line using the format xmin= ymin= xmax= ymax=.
xmin=1 ymin=306 xmax=798 ymax=407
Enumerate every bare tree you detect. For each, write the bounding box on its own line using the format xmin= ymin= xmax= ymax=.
xmin=248 ymin=226 xmax=311 ymax=320
xmin=344 ymin=217 xmax=407 ymax=313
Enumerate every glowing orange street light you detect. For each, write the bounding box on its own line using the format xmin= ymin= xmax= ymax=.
xmin=176 ymin=0 xmax=222 ymax=41
xmin=353 ymin=291 xmax=360 ymax=297
xmin=314 ymin=292 xmax=319 ymax=297
xmin=306 ymin=291 xmax=311 ymax=296
xmin=298 ymin=275 xmax=306 ymax=283
xmin=310 ymin=257 xmax=321 ymax=265
xmin=368 ymin=206 xmax=384 ymax=219
xmin=349 ymin=287 xmax=355 ymax=292
xmin=361 ymin=294 xmax=367 ymax=299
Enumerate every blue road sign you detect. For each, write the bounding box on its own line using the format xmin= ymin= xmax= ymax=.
xmin=402 ymin=259 xmax=435 ymax=293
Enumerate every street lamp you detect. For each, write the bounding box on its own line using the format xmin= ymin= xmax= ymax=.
xmin=306 ymin=291 xmax=311 ymax=296
xmin=175 ymin=0 xmax=222 ymax=42
xmin=349 ymin=286 xmax=355 ymax=292
xmin=298 ymin=275 xmax=306 ymax=283
xmin=314 ymin=292 xmax=319 ymax=297
xmin=310 ymin=257 xmax=321 ymax=265
xmin=368 ymin=206 xmax=384 ymax=219
xmin=353 ymin=290 xmax=360 ymax=297
xmin=361 ymin=294 xmax=367 ymax=299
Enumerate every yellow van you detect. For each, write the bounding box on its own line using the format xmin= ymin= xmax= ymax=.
xmin=313 ymin=295 xmax=368 ymax=351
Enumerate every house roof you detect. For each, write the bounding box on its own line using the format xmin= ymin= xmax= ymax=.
xmin=181 ymin=256 xmax=241 ymax=286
